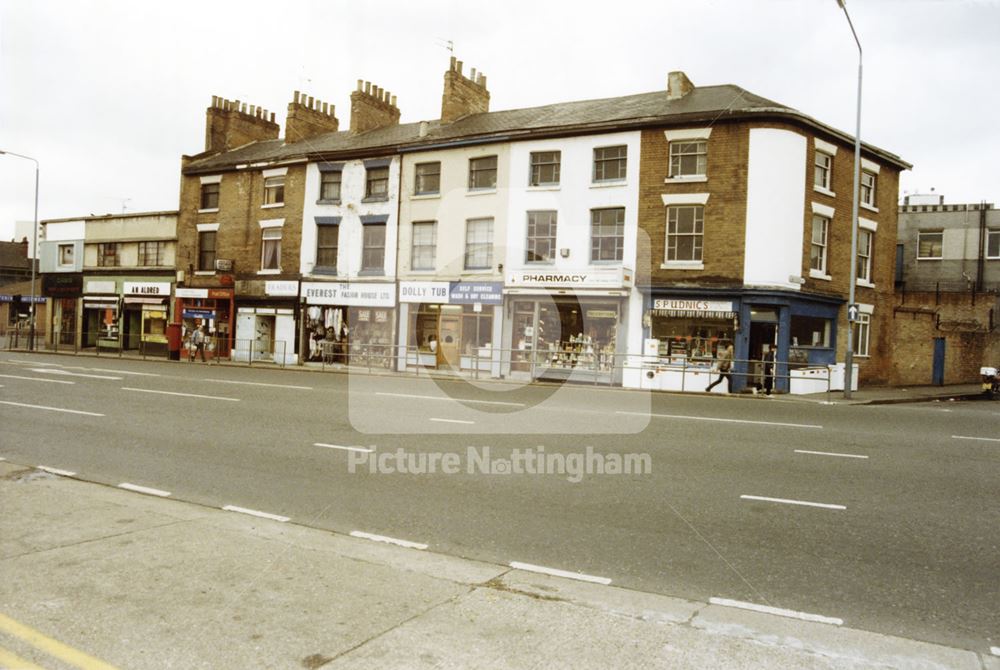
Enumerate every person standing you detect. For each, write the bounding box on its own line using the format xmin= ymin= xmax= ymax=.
xmin=191 ymin=325 xmax=207 ymax=363
xmin=763 ymin=346 xmax=776 ymax=396
xmin=706 ymin=341 xmax=734 ymax=393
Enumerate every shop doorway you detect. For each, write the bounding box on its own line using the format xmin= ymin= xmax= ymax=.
xmin=438 ymin=313 xmax=461 ymax=368
xmin=254 ymin=315 xmax=275 ymax=360
xmin=748 ymin=313 xmax=778 ymax=391
xmin=123 ymin=308 xmax=141 ymax=350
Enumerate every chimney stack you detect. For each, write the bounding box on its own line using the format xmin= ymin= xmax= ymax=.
xmin=667 ymin=71 xmax=695 ymax=101
xmin=204 ymin=95 xmax=280 ymax=154
xmin=285 ymin=90 xmax=340 ymax=141
xmin=441 ymin=56 xmax=490 ymax=124
xmin=349 ymin=79 xmax=401 ymax=134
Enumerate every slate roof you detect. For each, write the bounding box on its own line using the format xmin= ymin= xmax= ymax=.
xmin=0 ymin=241 xmax=32 ymax=271
xmin=184 ymin=84 xmax=909 ymax=173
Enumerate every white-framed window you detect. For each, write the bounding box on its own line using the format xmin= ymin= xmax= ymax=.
xmin=58 ymin=244 xmax=74 ymax=267
xmin=529 ymin=151 xmax=561 ymax=186
xmin=315 ymin=223 xmax=339 ymax=271
xmin=198 ymin=231 xmax=216 ymax=271
xmin=857 ymin=229 xmax=873 ymax=283
xmin=525 ymin=210 xmax=557 ymax=263
xmin=814 ymin=151 xmax=833 ymax=191
xmin=365 ymin=166 xmax=389 ymax=200
xmin=261 ymin=228 xmax=281 ymax=270
xmin=669 ymin=140 xmax=707 ymax=178
xmin=853 ymin=312 xmax=871 ymax=357
xmin=414 ymin=162 xmax=441 ymax=195
xmin=200 ymin=182 xmax=220 ymax=210
xmin=917 ymin=230 xmax=943 ymax=259
xmin=591 ymin=207 xmax=625 ymax=262
xmin=860 ymin=170 xmax=876 ymax=207
xmin=593 ymin=145 xmax=627 ymax=182
xmin=138 ymin=241 xmax=167 ymax=266
xmin=464 ymin=218 xmax=494 ymax=270
xmin=97 ymin=242 xmax=120 ymax=267
xmin=468 ymin=156 xmax=498 ymax=190
xmin=319 ymin=170 xmax=342 ymax=202
xmin=411 ymin=221 xmax=437 ymax=271
xmin=263 ymin=175 xmax=285 ymax=205
xmin=666 ymin=205 xmax=704 ymax=262
xmin=810 ymin=214 xmax=829 ymax=274
xmin=986 ymin=230 xmax=1000 ymax=259
xmin=362 ymin=223 xmax=386 ymax=274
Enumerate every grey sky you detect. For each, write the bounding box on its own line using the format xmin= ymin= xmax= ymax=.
xmin=2 ymin=0 xmax=998 ymax=241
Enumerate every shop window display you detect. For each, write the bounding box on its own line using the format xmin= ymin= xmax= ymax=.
xmin=649 ymin=316 xmax=734 ymax=362
xmin=513 ymin=300 xmax=618 ymax=375
xmin=305 ymin=305 xmax=394 ymax=366
xmin=409 ymin=304 xmax=493 ymax=369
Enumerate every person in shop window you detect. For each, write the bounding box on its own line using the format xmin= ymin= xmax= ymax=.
xmin=763 ymin=346 xmax=776 ymax=396
xmin=706 ymin=340 xmax=734 ymax=393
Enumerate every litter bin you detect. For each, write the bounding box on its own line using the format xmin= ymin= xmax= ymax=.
xmin=166 ymin=322 xmax=182 ymax=361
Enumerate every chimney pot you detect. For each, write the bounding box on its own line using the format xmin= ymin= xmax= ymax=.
xmin=390 ymin=94 xmax=397 ymax=107
xmin=666 ymin=71 xmax=695 ymax=100
xmin=471 ymin=67 xmax=477 ymax=80
xmin=293 ymin=90 xmax=300 ymax=104
xmin=450 ymin=55 xmax=457 ymax=71
xmin=456 ymin=60 xmax=463 ymax=75
xmin=322 ymin=102 xmax=328 ymax=114
xmin=357 ymin=79 xmax=363 ymax=91
xmin=365 ymin=81 xmax=372 ymax=94
xmin=308 ymin=95 xmax=314 ymax=108
xmin=270 ymin=112 xmax=275 ymax=123
xmin=419 ymin=120 xmax=429 ymax=138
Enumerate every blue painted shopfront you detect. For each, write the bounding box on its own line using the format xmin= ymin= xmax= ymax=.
xmin=642 ymin=287 xmax=844 ymax=393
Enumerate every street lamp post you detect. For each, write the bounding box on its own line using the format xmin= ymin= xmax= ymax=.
xmin=836 ymin=0 xmax=862 ymax=399
xmin=0 ymin=150 xmax=40 ymax=351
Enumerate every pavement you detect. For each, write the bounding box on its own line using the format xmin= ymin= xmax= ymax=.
xmin=2 ymin=460 xmax=997 ymax=670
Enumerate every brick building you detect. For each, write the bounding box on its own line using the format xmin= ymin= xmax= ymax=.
xmin=892 ymin=198 xmax=999 ymax=384
xmin=175 ymin=60 xmax=907 ymax=391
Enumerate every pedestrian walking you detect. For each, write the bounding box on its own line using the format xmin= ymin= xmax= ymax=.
xmin=706 ymin=341 xmax=734 ymax=393
xmin=191 ymin=325 xmax=207 ymax=363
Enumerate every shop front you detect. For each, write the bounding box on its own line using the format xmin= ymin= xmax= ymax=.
xmin=301 ymin=281 xmax=396 ymax=367
xmin=636 ymin=289 xmax=844 ymax=394
xmin=82 ymin=279 xmax=120 ymax=350
xmin=397 ymin=281 xmax=503 ymax=374
xmin=175 ymin=287 xmax=234 ymax=359
xmin=502 ymin=268 xmax=632 ymax=385
xmin=80 ymin=277 xmax=173 ymax=353
xmin=233 ymin=280 xmax=299 ymax=365
xmin=43 ymin=274 xmax=83 ymax=347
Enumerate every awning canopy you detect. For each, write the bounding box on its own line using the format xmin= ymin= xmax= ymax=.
xmin=652 ymin=309 xmax=737 ymax=320
xmin=124 ymin=297 xmax=167 ymax=305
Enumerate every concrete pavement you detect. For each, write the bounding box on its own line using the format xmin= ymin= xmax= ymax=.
xmin=1 ymin=461 xmax=996 ymax=670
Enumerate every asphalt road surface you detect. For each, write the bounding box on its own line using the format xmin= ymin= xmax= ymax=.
xmin=1 ymin=352 xmax=998 ymax=654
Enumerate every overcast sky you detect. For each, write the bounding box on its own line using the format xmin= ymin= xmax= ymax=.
xmin=2 ymin=0 xmax=998 ymax=243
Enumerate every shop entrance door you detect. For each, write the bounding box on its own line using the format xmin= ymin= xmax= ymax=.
xmin=438 ymin=314 xmax=461 ymax=369
xmin=748 ymin=320 xmax=777 ymax=390
xmin=254 ymin=315 xmax=275 ymax=361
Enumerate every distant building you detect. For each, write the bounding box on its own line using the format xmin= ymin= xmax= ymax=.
xmin=0 ymin=237 xmax=33 ymax=286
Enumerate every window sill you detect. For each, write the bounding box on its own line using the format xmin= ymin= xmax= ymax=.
xmin=813 ymin=185 xmax=836 ymax=198
xmin=198 ymin=208 xmax=219 ymax=214
xmin=194 ymin=271 xmax=216 ymax=276
xmin=316 ymin=199 xmax=342 ymax=206
xmin=257 ymin=269 xmax=282 ymax=275
xmin=915 ymin=257 xmax=942 ymax=261
xmin=312 ymin=267 xmax=338 ymax=276
xmin=466 ymin=188 xmax=497 ymax=197
xmin=856 ymin=279 xmax=875 ymax=288
xmin=590 ymin=180 xmax=626 ymax=189
xmin=860 ymin=202 xmax=879 ymax=214
xmin=411 ymin=193 xmax=441 ymax=200
xmin=664 ymin=175 xmax=707 ymax=184
xmin=408 ymin=269 xmax=437 ymax=274
xmin=527 ymin=185 xmax=560 ymax=192
xmin=463 ymin=267 xmax=492 ymax=273
xmin=358 ymin=270 xmax=385 ymax=277
xmin=661 ymin=261 xmax=704 ymax=270
xmin=261 ymin=203 xmax=284 ymax=209
xmin=362 ymin=196 xmax=390 ymax=203
xmin=809 ymin=269 xmax=832 ymax=281
xmin=525 ymin=261 xmax=557 ymax=266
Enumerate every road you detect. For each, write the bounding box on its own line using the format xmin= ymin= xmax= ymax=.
xmin=1 ymin=351 xmax=998 ymax=654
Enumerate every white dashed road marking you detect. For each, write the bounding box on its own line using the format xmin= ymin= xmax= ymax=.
xmin=740 ymin=495 xmax=846 ymax=510
xmin=350 ymin=531 xmax=428 ymax=550
xmin=315 ymin=443 xmax=375 ymax=453
xmin=0 ymin=374 xmax=75 ymax=384
xmin=122 ymin=387 xmax=240 ymax=402
xmin=222 ymin=506 xmax=290 ymax=522
xmin=509 ymin=561 xmax=612 ymax=585
xmin=376 ymin=392 xmax=525 ymax=407
xmin=206 ymin=379 xmax=312 ymax=390
xmin=118 ymin=483 xmax=171 ymax=497
xmin=794 ymin=449 xmax=869 ymax=459
xmin=36 ymin=466 xmax=76 ymax=477
xmin=709 ymin=597 xmax=843 ymax=626
xmin=429 ymin=417 xmax=475 ymax=425
xmin=30 ymin=368 xmax=122 ymax=380
xmin=0 ymin=401 xmax=104 ymax=417
xmin=952 ymin=435 xmax=1000 ymax=443
xmin=617 ymin=411 xmax=822 ymax=430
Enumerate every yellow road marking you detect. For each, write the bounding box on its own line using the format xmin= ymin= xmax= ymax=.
xmin=0 ymin=613 xmax=119 ymax=670
xmin=0 ymin=645 xmax=46 ymax=670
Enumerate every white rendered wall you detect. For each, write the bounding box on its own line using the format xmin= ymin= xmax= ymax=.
xmin=743 ymin=128 xmax=807 ymax=289
xmin=300 ymin=157 xmax=399 ymax=280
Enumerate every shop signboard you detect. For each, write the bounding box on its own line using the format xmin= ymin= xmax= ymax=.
xmin=449 ymin=282 xmax=503 ymax=305
xmin=42 ymin=273 xmax=83 ymax=298
xmin=399 ymin=281 xmax=450 ymax=304
xmin=175 ymin=288 xmax=208 ymax=298
xmin=265 ymin=280 xmax=299 ymax=297
xmin=124 ymin=281 xmax=171 ymax=296
xmin=183 ymin=308 xmax=215 ymax=319
xmin=301 ymin=282 xmax=395 ymax=308
xmin=652 ymin=298 xmax=736 ymax=320
xmin=505 ymin=267 xmax=632 ymax=289
xmin=85 ymin=279 xmax=117 ymax=295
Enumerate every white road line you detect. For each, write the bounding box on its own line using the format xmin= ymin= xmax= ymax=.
xmin=794 ymin=449 xmax=869 ymax=460
xmin=349 ymin=531 xmax=428 ymax=550
xmin=616 ymin=411 xmax=822 ymax=430
xmin=952 ymin=435 xmax=1000 ymax=443
xmin=118 ymin=483 xmax=171 ymax=497
xmin=709 ymin=597 xmax=843 ymax=626
xmin=510 ymin=561 xmax=612 ymax=585
xmin=7 ymin=359 xmax=60 ymax=366
xmin=83 ymin=368 xmax=160 ymax=377
xmin=315 ymin=443 xmax=375 ymax=453
xmin=0 ymin=401 xmax=104 ymax=417
xmin=741 ymin=495 xmax=846 ymax=510
xmin=376 ymin=392 xmax=525 ymax=407
xmin=29 ymin=368 xmax=122 ymax=380
xmin=222 ymin=505 xmax=290 ymax=522
xmin=0 ymin=374 xmax=75 ymax=385
xmin=429 ymin=417 xmax=475 ymax=425
xmin=122 ymin=387 xmax=240 ymax=402
xmin=36 ymin=465 xmax=76 ymax=477
xmin=990 ymin=646 xmax=1000 ymax=657
xmin=205 ymin=379 xmax=312 ymax=390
